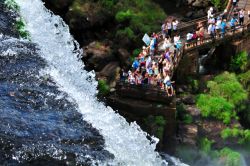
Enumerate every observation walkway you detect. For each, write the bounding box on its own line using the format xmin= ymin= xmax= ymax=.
xmin=118 ymin=0 xmax=250 ymax=95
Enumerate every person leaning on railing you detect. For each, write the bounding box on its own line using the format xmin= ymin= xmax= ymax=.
xmin=220 ymin=19 xmax=227 ymax=38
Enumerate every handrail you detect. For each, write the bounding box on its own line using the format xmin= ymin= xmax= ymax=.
xmin=123 ymin=0 xmax=249 ymax=95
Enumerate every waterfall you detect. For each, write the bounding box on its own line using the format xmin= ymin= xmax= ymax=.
xmin=14 ymin=0 xmax=172 ymax=165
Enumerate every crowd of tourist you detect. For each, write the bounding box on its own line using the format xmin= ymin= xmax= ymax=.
xmin=120 ymin=1 xmax=249 ymax=97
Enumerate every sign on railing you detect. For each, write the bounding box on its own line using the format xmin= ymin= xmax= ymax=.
xmin=142 ymin=33 xmax=151 ymax=46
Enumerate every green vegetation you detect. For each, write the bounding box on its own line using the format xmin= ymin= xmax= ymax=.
xmin=198 ymin=137 xmax=242 ymax=166
xmin=113 ymin=0 xmax=167 ymax=44
xmin=4 ymin=0 xmax=30 ymax=39
xmin=154 ymin=116 xmax=166 ymax=139
xmin=196 ymin=72 xmax=247 ymax=124
xmin=176 ymin=103 xmax=193 ymax=124
xmin=70 ymin=0 xmax=166 ymax=45
xmin=210 ymin=0 xmax=228 ymax=10
xmin=217 ymin=148 xmax=242 ymax=166
xmin=221 ymin=127 xmax=250 ymax=143
xmin=15 ymin=18 xmax=30 ymax=39
xmin=144 ymin=115 xmax=166 ymax=140
xmin=4 ymin=0 xmax=20 ymax=11
xmin=99 ymin=0 xmax=117 ymax=9
xmin=115 ymin=10 xmax=133 ymax=22
xmin=238 ymin=70 xmax=250 ymax=93
xmin=98 ymin=79 xmax=110 ymax=95
xmin=198 ymin=137 xmax=214 ymax=154
xmin=231 ymin=51 xmax=249 ymax=72
xmin=197 ymin=95 xmax=235 ymax=124
xmin=116 ymin=27 xmax=135 ymax=40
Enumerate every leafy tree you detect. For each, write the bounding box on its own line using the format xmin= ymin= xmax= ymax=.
xmin=230 ymin=51 xmax=249 ymax=72
xmin=207 ymin=72 xmax=247 ymax=106
xmin=217 ymin=148 xmax=242 ymax=166
xmin=197 ymin=95 xmax=235 ymax=124
xmin=196 ymin=72 xmax=247 ymax=124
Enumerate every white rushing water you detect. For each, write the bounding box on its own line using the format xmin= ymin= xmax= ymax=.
xmin=14 ymin=0 xmax=188 ymax=165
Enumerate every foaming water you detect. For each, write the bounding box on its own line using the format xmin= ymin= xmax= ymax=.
xmin=14 ymin=0 xmax=172 ymax=165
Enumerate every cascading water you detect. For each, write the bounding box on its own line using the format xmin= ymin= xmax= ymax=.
xmin=12 ymin=0 xmax=187 ymax=165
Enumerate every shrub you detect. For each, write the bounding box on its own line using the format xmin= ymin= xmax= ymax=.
xmin=196 ymin=94 xmax=235 ymax=124
xmin=5 ymin=0 xmax=30 ymax=39
xmin=207 ymin=72 xmax=247 ymax=108
xmin=217 ymin=148 xmax=242 ymax=166
xmin=15 ymin=18 xmax=30 ymax=39
xmin=221 ymin=127 xmax=250 ymax=143
xmin=230 ymin=51 xmax=249 ymax=72
xmin=154 ymin=116 xmax=166 ymax=126
xmin=116 ymin=27 xmax=135 ymax=40
xmin=198 ymin=138 xmax=214 ymax=154
xmin=143 ymin=115 xmax=166 ymax=140
xmin=115 ymin=10 xmax=133 ymax=22
xmin=238 ymin=70 xmax=250 ymax=90
xmin=211 ymin=0 xmax=228 ymax=10
xmin=98 ymin=79 xmax=110 ymax=95
xmin=100 ymin=0 xmax=117 ymax=9
xmin=115 ymin=0 xmax=166 ymax=34
xmin=4 ymin=0 xmax=20 ymax=11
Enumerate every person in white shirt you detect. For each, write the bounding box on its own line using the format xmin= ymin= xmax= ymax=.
xmin=173 ymin=34 xmax=180 ymax=46
xmin=208 ymin=23 xmax=215 ymax=38
xmin=186 ymin=32 xmax=193 ymax=48
xmin=161 ymin=37 xmax=172 ymax=51
xmin=172 ymin=19 xmax=179 ymax=33
xmin=239 ymin=9 xmax=245 ymax=25
xmin=232 ymin=0 xmax=237 ymax=7
xmin=207 ymin=7 xmax=213 ymax=19
xmin=167 ymin=21 xmax=172 ymax=37
xmin=186 ymin=32 xmax=193 ymax=41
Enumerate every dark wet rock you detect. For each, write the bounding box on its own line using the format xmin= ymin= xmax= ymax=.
xmin=185 ymin=11 xmax=193 ymax=18
xmin=0 ymin=2 xmax=19 ymax=37
xmin=187 ymin=0 xmax=210 ymax=8
xmin=83 ymin=41 xmax=116 ymax=71
xmin=176 ymin=87 xmax=185 ymax=94
xmin=178 ymin=124 xmax=198 ymax=145
xmin=182 ymin=95 xmax=196 ymax=105
xmin=65 ymin=1 xmax=112 ymax=45
xmin=98 ymin=62 xmax=120 ymax=78
xmin=66 ymin=1 xmax=111 ymax=29
xmin=185 ymin=105 xmax=201 ymax=117
xmin=97 ymin=61 xmax=120 ymax=85
xmin=0 ymin=7 xmax=113 ymax=164
xmin=117 ymin=48 xmax=130 ymax=67
xmin=192 ymin=9 xmax=206 ymax=18
xmin=43 ymin=0 xmax=72 ymax=15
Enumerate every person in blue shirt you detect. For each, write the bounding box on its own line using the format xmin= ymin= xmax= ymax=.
xmin=132 ymin=58 xmax=139 ymax=70
xmin=230 ymin=17 xmax=238 ymax=32
xmin=221 ymin=19 xmax=227 ymax=38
